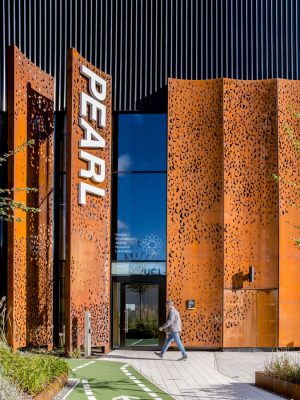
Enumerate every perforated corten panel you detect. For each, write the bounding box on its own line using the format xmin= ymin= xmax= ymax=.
xmin=223 ymin=80 xmax=278 ymax=347
xmin=278 ymin=80 xmax=300 ymax=347
xmin=223 ymin=79 xmax=278 ymax=291
xmin=168 ymin=79 xmax=223 ymax=347
xmin=168 ymin=78 xmax=285 ymax=348
xmin=66 ymin=49 xmax=111 ymax=353
xmin=7 ymin=45 xmax=54 ymax=349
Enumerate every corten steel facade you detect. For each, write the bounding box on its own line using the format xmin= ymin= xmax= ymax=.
xmin=278 ymin=80 xmax=300 ymax=347
xmin=0 ymin=1 xmax=300 ymax=350
xmin=168 ymin=78 xmax=300 ymax=348
xmin=65 ymin=48 xmax=111 ymax=353
xmin=7 ymin=45 xmax=54 ymax=350
xmin=168 ymin=79 xmax=224 ymax=347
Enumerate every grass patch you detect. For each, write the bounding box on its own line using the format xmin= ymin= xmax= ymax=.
xmin=264 ymin=352 xmax=300 ymax=384
xmin=0 ymin=342 xmax=70 ymax=396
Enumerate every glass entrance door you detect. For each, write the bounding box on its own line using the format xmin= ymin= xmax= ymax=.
xmin=122 ymin=283 xmax=159 ymax=347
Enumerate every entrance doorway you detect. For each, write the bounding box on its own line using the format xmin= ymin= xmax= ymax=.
xmin=123 ymin=283 xmax=159 ymax=347
xmin=112 ymin=278 xmax=165 ymax=348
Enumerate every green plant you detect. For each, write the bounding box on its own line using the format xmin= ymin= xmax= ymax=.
xmin=264 ymin=353 xmax=300 ymax=384
xmin=0 ymin=297 xmax=7 ymax=344
xmin=0 ymin=139 xmax=40 ymax=222
xmin=0 ymin=374 xmax=26 ymax=400
xmin=0 ymin=342 xmax=70 ymax=396
xmin=70 ymin=348 xmax=82 ymax=358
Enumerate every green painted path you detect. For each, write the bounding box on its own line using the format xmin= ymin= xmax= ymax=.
xmin=66 ymin=359 xmax=174 ymax=400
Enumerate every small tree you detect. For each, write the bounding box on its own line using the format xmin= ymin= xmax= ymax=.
xmin=0 ymin=139 xmax=40 ymax=222
xmin=127 ymin=284 xmax=152 ymax=326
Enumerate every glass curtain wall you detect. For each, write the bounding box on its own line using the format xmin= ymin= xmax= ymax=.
xmin=112 ymin=114 xmax=167 ymax=265
xmin=112 ymin=114 xmax=167 ymax=347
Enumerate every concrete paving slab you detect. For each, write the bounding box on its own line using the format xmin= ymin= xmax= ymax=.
xmin=101 ymin=350 xmax=285 ymax=400
xmin=215 ymin=351 xmax=300 ymax=383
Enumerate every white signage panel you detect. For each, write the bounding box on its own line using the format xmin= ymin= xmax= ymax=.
xmin=111 ymin=262 xmax=166 ymax=276
xmin=78 ymin=65 xmax=107 ymax=205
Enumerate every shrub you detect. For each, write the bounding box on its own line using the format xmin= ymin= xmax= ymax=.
xmin=264 ymin=353 xmax=300 ymax=384
xmin=0 ymin=341 xmax=70 ymax=396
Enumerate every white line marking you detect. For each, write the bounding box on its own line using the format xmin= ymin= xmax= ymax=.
xmin=120 ymin=364 xmax=168 ymax=400
xmin=123 ymin=362 xmax=177 ymax=400
xmin=81 ymin=378 xmax=96 ymax=400
xmin=61 ymin=379 xmax=80 ymax=399
xmin=130 ymin=339 xmax=144 ymax=346
xmin=72 ymin=360 xmax=96 ymax=372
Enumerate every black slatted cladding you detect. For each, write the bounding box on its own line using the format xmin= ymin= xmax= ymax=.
xmin=1 ymin=0 xmax=300 ymax=112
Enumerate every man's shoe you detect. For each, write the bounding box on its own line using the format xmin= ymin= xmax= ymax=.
xmin=154 ymin=351 xmax=163 ymax=359
xmin=178 ymin=355 xmax=188 ymax=361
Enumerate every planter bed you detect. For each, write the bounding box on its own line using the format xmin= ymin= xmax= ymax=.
xmin=33 ymin=373 xmax=68 ymax=400
xmin=256 ymin=371 xmax=300 ymax=400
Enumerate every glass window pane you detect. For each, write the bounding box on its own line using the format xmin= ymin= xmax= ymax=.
xmin=113 ymin=173 xmax=166 ymax=261
xmin=116 ymin=114 xmax=167 ymax=171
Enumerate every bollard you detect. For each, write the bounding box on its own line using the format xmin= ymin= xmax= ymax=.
xmin=84 ymin=311 xmax=92 ymax=357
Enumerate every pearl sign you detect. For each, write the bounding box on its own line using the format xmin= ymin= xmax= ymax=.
xmin=78 ymin=65 xmax=107 ymax=205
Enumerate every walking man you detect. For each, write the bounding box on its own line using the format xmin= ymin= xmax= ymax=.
xmin=155 ymin=300 xmax=188 ymax=361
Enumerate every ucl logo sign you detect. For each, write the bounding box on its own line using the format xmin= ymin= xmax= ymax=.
xmin=78 ymin=65 xmax=107 ymax=205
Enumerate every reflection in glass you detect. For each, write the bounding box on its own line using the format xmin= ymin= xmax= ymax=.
xmin=114 ymin=173 xmax=166 ymax=261
xmin=117 ymin=114 xmax=167 ymax=171
xmin=125 ymin=284 xmax=159 ymax=346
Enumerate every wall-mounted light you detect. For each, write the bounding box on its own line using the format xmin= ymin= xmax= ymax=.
xmin=249 ymin=266 xmax=255 ymax=283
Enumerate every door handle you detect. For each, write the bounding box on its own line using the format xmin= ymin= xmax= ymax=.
xmin=124 ymin=309 xmax=128 ymax=333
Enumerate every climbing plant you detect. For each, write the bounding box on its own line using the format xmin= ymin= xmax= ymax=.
xmin=0 ymin=139 xmax=40 ymax=222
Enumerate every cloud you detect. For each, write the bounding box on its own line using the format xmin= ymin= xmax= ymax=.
xmin=118 ymin=153 xmax=133 ymax=171
xmin=117 ymin=219 xmax=129 ymax=230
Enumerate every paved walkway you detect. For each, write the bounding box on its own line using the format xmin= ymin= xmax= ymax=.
xmin=101 ymin=350 xmax=294 ymax=400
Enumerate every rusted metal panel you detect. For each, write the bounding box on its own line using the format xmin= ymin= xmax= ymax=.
xmin=224 ymin=289 xmax=278 ymax=348
xmin=7 ymin=45 xmax=54 ymax=349
xmin=257 ymin=290 xmax=278 ymax=347
xmin=223 ymin=290 xmax=256 ymax=347
xmin=66 ymin=49 xmax=111 ymax=353
xmin=223 ymin=79 xmax=278 ymax=291
xmin=168 ymin=78 xmax=282 ymax=348
xmin=167 ymin=78 xmax=224 ymax=347
xmin=223 ymin=79 xmax=278 ymax=348
xmin=278 ymin=80 xmax=300 ymax=347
